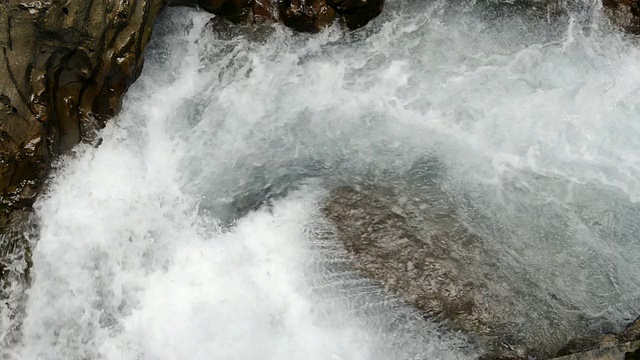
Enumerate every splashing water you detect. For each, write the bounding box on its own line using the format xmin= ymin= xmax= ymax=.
xmin=4 ymin=1 xmax=640 ymax=358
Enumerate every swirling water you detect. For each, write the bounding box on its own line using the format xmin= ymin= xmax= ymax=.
xmin=3 ymin=1 xmax=640 ymax=358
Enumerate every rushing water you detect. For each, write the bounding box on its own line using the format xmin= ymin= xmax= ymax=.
xmin=3 ymin=1 xmax=640 ymax=358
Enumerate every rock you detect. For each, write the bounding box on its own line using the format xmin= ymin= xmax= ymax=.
xmin=279 ymin=0 xmax=337 ymax=33
xmin=328 ymin=0 xmax=383 ymax=30
xmin=252 ymin=0 xmax=278 ymax=22
xmin=603 ymin=0 xmax=640 ymax=33
xmin=626 ymin=347 xmax=640 ymax=360
xmin=321 ymin=182 xmax=531 ymax=359
xmin=320 ymin=164 xmax=635 ymax=359
xmin=552 ymin=340 xmax=640 ymax=360
xmin=278 ymin=0 xmax=384 ymax=32
xmin=620 ymin=317 xmax=640 ymax=343
xmin=220 ymin=0 xmax=254 ymax=23
xmin=1 ymin=0 xmax=171 ymax=239
xmin=173 ymin=0 xmax=383 ymax=31
xmin=172 ymin=0 xmax=258 ymax=23
xmin=555 ymin=318 xmax=640 ymax=358
xmin=557 ymin=334 xmax=618 ymax=357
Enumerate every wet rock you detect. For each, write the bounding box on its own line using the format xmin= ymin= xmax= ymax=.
xmin=557 ymin=334 xmax=618 ymax=357
xmin=328 ymin=0 xmax=383 ymax=30
xmin=278 ymin=0 xmax=337 ymax=33
xmin=552 ymin=340 xmax=640 ymax=360
xmin=278 ymin=0 xmax=384 ymax=32
xmin=620 ymin=317 xmax=640 ymax=343
xmin=252 ymin=0 xmax=278 ymax=22
xmin=554 ymin=317 xmax=640 ymax=358
xmin=321 ymin=183 xmax=529 ymax=358
xmin=172 ymin=0 xmax=257 ymax=22
xmin=603 ymin=0 xmax=640 ymax=34
xmin=1 ymin=0 xmax=172 ymax=245
xmin=320 ymin=170 xmax=633 ymax=359
xmin=217 ymin=0 xmax=253 ymax=23
xmin=626 ymin=347 xmax=640 ymax=360
xmin=173 ymin=0 xmax=384 ymax=31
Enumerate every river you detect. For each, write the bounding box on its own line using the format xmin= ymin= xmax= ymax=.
xmin=3 ymin=1 xmax=640 ymax=358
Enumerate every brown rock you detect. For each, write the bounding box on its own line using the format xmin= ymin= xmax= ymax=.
xmin=620 ymin=317 xmax=640 ymax=343
xmin=195 ymin=0 xmax=227 ymax=12
xmin=557 ymin=335 xmax=616 ymax=357
xmin=320 ymin=169 xmax=630 ymax=359
xmin=1 ymin=0 xmax=171 ymax=221
xmin=321 ymin=184 xmax=528 ymax=359
xmin=252 ymin=0 xmax=277 ymax=23
xmin=556 ymin=317 xmax=640 ymax=358
xmin=0 ymin=0 xmax=172 ymax=316
xmin=626 ymin=346 xmax=640 ymax=360
xmin=553 ymin=340 xmax=640 ymax=360
xmin=215 ymin=0 xmax=253 ymax=23
xmin=279 ymin=0 xmax=337 ymax=33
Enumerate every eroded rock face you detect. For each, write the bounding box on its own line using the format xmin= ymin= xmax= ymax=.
xmin=0 ymin=0 xmax=173 ymax=286
xmin=555 ymin=317 xmax=640 ymax=358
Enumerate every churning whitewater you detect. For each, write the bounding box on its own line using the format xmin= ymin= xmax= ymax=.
xmin=4 ymin=0 xmax=640 ymax=358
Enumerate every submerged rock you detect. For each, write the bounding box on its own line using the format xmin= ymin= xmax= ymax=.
xmin=321 ymin=183 xmax=528 ymax=358
xmin=321 ymin=172 xmax=640 ymax=359
xmin=555 ymin=317 xmax=640 ymax=358
xmin=552 ymin=340 xmax=640 ymax=360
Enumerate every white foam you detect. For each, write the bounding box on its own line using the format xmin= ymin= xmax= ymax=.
xmin=7 ymin=2 xmax=640 ymax=358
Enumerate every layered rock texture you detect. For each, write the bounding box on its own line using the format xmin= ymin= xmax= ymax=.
xmin=0 ymin=0 xmax=173 ymax=295
xmin=554 ymin=318 xmax=640 ymax=359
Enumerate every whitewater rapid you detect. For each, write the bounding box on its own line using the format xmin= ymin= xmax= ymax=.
xmin=4 ymin=1 xmax=640 ymax=358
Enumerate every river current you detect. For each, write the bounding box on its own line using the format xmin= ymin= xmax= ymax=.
xmin=3 ymin=1 xmax=640 ymax=358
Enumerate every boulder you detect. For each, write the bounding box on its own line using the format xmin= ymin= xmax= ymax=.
xmin=321 ymin=183 xmax=532 ymax=358
xmin=320 ymin=173 xmax=637 ymax=359
xmin=554 ymin=317 xmax=640 ymax=358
